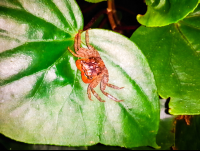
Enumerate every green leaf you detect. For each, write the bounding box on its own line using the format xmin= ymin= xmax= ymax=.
xmin=137 ymin=0 xmax=199 ymax=27
xmin=89 ymin=99 xmax=176 ymax=150
xmin=0 ymin=0 xmax=159 ymax=148
xmin=84 ymin=0 xmax=107 ymax=3
xmin=131 ymin=5 xmax=200 ymax=114
xmin=155 ymin=99 xmax=175 ymax=150
xmin=78 ymin=30 xmax=160 ymax=148
xmin=130 ymin=99 xmax=176 ymax=150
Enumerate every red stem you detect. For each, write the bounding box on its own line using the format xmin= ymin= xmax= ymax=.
xmin=83 ymin=9 xmax=107 ymax=31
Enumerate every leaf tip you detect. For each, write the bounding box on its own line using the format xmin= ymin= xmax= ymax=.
xmin=136 ymin=14 xmax=144 ymax=19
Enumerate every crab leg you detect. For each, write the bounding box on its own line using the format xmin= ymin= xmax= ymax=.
xmin=74 ymin=34 xmax=78 ymax=53
xmin=85 ymin=30 xmax=90 ymax=48
xmin=85 ymin=29 xmax=94 ymax=50
xmin=106 ymin=83 xmax=124 ymax=89
xmin=100 ymin=73 xmax=123 ymax=102
xmin=68 ymin=47 xmax=81 ymax=57
xmin=101 ymin=89 xmax=123 ymax=102
xmin=87 ymin=73 xmax=105 ymax=102
xmin=77 ymin=30 xmax=82 ymax=50
xmin=87 ymin=85 xmax=93 ymax=101
xmin=90 ymin=87 xmax=105 ymax=102
xmin=101 ymin=69 xmax=123 ymax=90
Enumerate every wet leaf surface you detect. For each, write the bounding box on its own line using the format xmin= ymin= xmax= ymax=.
xmin=0 ymin=0 xmax=159 ymax=148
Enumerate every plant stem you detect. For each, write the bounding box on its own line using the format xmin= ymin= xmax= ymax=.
xmin=107 ymin=0 xmax=116 ymax=30
xmin=83 ymin=9 xmax=107 ymax=30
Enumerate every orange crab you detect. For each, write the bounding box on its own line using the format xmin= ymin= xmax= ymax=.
xmin=68 ymin=30 xmax=123 ymax=102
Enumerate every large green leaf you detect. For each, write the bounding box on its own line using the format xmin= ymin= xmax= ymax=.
xmin=0 ymin=0 xmax=159 ymax=148
xmin=131 ymin=5 xmax=200 ymax=114
xmin=88 ymin=99 xmax=176 ymax=150
xmin=131 ymin=99 xmax=176 ymax=150
xmin=79 ymin=30 xmax=160 ymax=148
xmin=137 ymin=0 xmax=199 ymax=27
xmin=0 ymin=99 xmax=173 ymax=150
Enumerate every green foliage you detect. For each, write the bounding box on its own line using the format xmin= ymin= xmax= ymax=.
xmin=132 ymin=99 xmax=176 ymax=150
xmin=0 ymin=99 xmax=175 ymax=150
xmin=137 ymin=0 xmax=199 ymax=27
xmin=0 ymin=0 xmax=200 ymax=150
xmin=131 ymin=5 xmax=200 ymax=115
xmin=154 ymin=99 xmax=176 ymax=149
xmin=0 ymin=0 xmax=159 ymax=148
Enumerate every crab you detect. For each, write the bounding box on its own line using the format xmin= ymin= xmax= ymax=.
xmin=68 ymin=30 xmax=124 ymax=102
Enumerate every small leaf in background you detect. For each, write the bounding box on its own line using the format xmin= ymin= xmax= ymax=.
xmin=131 ymin=4 xmax=200 ymax=115
xmin=175 ymin=115 xmax=200 ymax=150
xmin=0 ymin=0 xmax=159 ymax=148
xmin=137 ymin=0 xmax=199 ymax=27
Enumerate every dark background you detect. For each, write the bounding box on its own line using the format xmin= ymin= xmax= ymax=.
xmin=76 ymin=0 xmax=147 ymax=37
